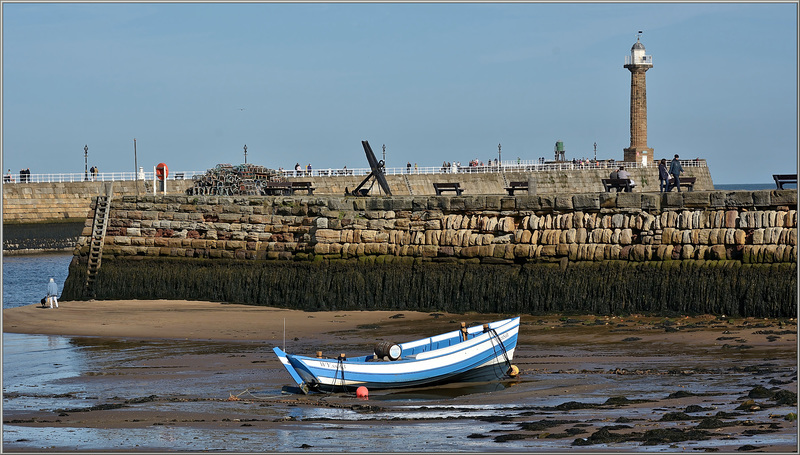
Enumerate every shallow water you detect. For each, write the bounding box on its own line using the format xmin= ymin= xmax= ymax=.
xmin=2 ymin=252 xmax=72 ymax=309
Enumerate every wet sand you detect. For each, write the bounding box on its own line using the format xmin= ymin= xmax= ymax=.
xmin=3 ymin=300 xmax=798 ymax=452
xmin=2 ymin=299 xmax=438 ymax=343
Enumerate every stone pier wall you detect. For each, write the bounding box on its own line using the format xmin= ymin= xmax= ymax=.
xmin=286 ymin=165 xmax=714 ymax=196
xmin=2 ymin=180 xmax=193 ymax=224
xmin=59 ymin=190 xmax=797 ymax=317
xmin=3 ymin=165 xmax=713 ymax=225
xmin=74 ymin=190 xmax=796 ymax=265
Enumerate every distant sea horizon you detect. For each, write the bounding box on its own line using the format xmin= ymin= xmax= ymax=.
xmin=714 ymin=183 xmax=785 ymax=191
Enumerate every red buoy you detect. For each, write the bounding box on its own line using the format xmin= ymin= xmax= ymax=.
xmin=356 ymin=386 xmax=369 ymax=399
xmin=155 ymin=162 xmax=169 ymax=181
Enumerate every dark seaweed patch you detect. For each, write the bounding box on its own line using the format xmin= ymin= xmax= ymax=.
xmin=604 ymin=396 xmax=653 ymax=406
xmin=773 ymin=390 xmax=797 ymax=405
xmin=695 ymin=418 xmax=735 ymax=429
xmin=666 ymin=391 xmax=698 ymax=399
xmin=573 ymin=426 xmax=712 ymax=446
xmin=685 ymin=405 xmax=713 ymax=413
xmin=748 ymin=386 xmax=775 ymax=399
xmin=660 ymin=412 xmax=692 ymax=421
xmin=518 ymin=419 xmax=577 ymax=431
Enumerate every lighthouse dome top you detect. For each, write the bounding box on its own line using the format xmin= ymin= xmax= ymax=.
xmin=625 ymin=36 xmax=652 ymax=67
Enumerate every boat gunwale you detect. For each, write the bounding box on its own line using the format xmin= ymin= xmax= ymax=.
xmin=287 ymin=317 xmax=519 ymax=366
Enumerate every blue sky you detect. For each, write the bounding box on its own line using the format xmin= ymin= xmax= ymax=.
xmin=2 ymin=2 xmax=797 ymax=184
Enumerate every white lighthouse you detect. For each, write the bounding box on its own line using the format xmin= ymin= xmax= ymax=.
xmin=623 ymin=32 xmax=654 ymax=165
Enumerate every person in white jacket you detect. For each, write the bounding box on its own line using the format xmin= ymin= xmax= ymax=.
xmin=46 ymin=278 xmax=59 ymax=309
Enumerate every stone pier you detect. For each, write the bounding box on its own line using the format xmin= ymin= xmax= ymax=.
xmin=61 ymin=190 xmax=797 ymax=317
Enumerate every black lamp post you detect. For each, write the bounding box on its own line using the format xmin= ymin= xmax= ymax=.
xmin=84 ymin=145 xmax=88 ymax=181
xmin=243 ymin=144 xmax=248 ymax=164
xmin=498 ymin=143 xmax=501 ymax=167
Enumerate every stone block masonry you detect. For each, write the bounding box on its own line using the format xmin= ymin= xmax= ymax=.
xmin=74 ymin=191 xmax=796 ymax=265
xmin=3 ymin=167 xmax=713 ymax=225
xmin=2 ymin=180 xmax=194 ymax=224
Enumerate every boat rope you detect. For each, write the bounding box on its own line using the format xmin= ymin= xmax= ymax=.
xmin=226 ymin=389 xmax=284 ymax=402
xmin=333 ymin=356 xmax=347 ymax=393
xmin=489 ymin=328 xmax=513 ymax=376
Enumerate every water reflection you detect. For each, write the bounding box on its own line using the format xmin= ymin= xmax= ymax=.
xmin=378 ymin=379 xmax=516 ymax=401
xmin=3 ymin=333 xmax=85 ymax=393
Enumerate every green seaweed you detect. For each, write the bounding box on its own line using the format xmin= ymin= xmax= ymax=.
xmin=61 ymin=257 xmax=797 ymax=317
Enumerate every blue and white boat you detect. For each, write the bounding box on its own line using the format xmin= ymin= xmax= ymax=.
xmin=273 ymin=316 xmax=520 ymax=394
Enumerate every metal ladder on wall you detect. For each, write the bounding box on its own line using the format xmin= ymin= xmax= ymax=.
xmin=85 ymin=183 xmax=113 ymax=295
xmin=403 ymin=174 xmax=413 ymax=195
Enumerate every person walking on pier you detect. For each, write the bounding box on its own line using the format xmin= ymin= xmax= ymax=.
xmin=46 ymin=278 xmax=59 ymax=309
xmin=668 ymin=154 xmax=684 ymax=192
xmin=658 ymin=159 xmax=669 ymax=193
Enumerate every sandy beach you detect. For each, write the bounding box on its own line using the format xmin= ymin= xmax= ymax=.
xmin=3 ymin=300 xmax=798 ymax=452
xmin=3 ymin=299 xmax=439 ymax=343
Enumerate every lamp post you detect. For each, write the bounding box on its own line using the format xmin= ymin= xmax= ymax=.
xmin=84 ymin=145 xmax=88 ymax=181
xmin=497 ymin=143 xmax=501 ymax=168
xmin=594 ymin=142 xmax=597 ymax=161
xmin=243 ymin=144 xmax=248 ymax=164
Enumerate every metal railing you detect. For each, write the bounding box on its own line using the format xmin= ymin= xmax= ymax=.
xmin=625 ymin=55 xmax=653 ymax=65
xmin=279 ymin=159 xmax=705 ymax=178
xmin=2 ymin=170 xmax=204 ymax=184
xmin=3 ymin=160 xmax=705 ymax=183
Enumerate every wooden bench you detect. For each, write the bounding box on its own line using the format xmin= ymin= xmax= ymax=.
xmin=262 ymin=182 xmax=292 ymax=196
xmin=173 ymin=172 xmax=184 ymax=180
xmin=504 ymin=181 xmax=529 ymax=195
xmin=773 ymin=174 xmax=797 ymax=189
xmin=433 ymin=182 xmax=464 ymax=195
xmin=668 ymin=176 xmax=696 ymax=192
xmin=601 ymin=178 xmax=634 ymax=192
xmin=290 ymin=181 xmax=315 ymax=195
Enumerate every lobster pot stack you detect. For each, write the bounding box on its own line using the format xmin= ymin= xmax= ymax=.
xmin=187 ymin=164 xmax=281 ymax=196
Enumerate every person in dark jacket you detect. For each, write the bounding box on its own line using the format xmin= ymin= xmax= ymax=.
xmin=658 ymin=159 xmax=669 ymax=192
xmin=668 ymin=154 xmax=684 ymax=192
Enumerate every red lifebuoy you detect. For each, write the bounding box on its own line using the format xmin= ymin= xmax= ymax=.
xmin=156 ymin=163 xmax=169 ymax=181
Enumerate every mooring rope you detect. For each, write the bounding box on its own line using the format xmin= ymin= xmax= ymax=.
xmin=226 ymin=389 xmax=284 ymax=402
xmin=332 ymin=356 xmax=347 ymax=393
xmin=489 ymin=328 xmax=512 ymax=377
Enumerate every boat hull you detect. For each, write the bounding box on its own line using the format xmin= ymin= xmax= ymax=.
xmin=273 ymin=317 xmax=519 ymax=393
